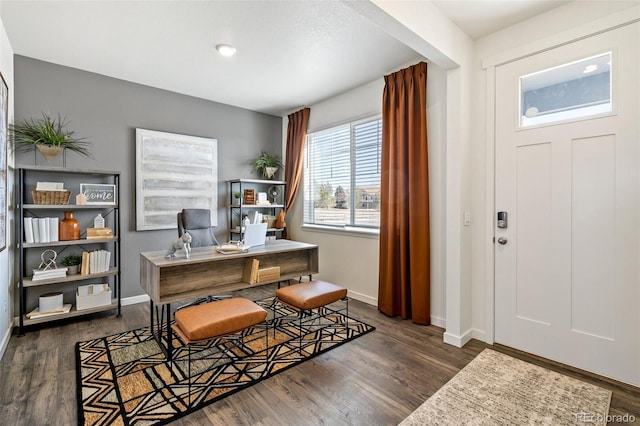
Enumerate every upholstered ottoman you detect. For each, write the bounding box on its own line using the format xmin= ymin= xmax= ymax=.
xmin=275 ymin=280 xmax=347 ymax=311
xmin=171 ymin=297 xmax=268 ymax=406
xmin=274 ymin=280 xmax=349 ymax=353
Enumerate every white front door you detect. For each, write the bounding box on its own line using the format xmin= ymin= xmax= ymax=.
xmin=495 ymin=22 xmax=639 ymax=386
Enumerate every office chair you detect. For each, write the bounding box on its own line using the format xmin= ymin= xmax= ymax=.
xmin=174 ymin=208 xmax=226 ymax=312
xmin=177 ymin=208 xmax=220 ymax=247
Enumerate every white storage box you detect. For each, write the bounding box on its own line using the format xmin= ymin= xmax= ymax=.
xmin=76 ymin=284 xmax=112 ymax=310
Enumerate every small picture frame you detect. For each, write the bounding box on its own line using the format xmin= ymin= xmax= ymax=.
xmin=80 ymin=184 xmax=117 ymax=205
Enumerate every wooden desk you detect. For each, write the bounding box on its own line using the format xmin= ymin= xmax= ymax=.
xmin=139 ymin=240 xmax=319 ymax=360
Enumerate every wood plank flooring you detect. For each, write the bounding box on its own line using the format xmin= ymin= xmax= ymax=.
xmin=1 ymin=284 xmax=639 ymax=425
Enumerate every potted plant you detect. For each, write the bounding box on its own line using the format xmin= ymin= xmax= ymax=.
xmin=61 ymin=253 xmax=83 ymax=275
xmin=9 ymin=113 xmax=93 ymax=161
xmin=251 ymin=151 xmax=283 ymax=179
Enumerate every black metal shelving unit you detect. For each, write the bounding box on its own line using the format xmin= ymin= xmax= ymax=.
xmin=16 ymin=165 xmax=121 ymax=335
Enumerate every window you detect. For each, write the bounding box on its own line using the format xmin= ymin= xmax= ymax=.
xmin=520 ymin=52 xmax=612 ymax=128
xmin=303 ymin=116 xmax=381 ymax=230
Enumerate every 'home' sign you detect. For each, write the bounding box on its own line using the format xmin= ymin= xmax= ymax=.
xmin=80 ymin=184 xmax=116 ymax=205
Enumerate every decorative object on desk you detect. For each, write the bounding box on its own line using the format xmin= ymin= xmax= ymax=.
xmin=61 ymin=253 xmax=83 ymax=275
xmin=275 ymin=209 xmax=286 ymax=229
xmin=165 ymin=232 xmax=192 ymax=258
xmin=8 ymin=112 xmax=93 ymax=160
xmin=251 ymin=150 xmax=283 ymax=179
xmin=267 ymin=185 xmax=280 ymax=204
xmin=136 ymin=128 xmax=218 ymax=231
xmin=216 ymin=242 xmax=249 ymax=255
xmin=233 ymin=191 xmax=241 ymax=204
xmin=0 ymin=72 xmax=7 ymax=253
xmin=80 ymin=183 xmax=116 ymax=205
xmin=59 ymin=211 xmax=80 ymax=240
xmin=243 ymin=188 xmax=255 ymax=205
xmin=76 ymin=296 xmax=375 ymax=425
xmin=32 ymin=249 xmax=67 ymax=280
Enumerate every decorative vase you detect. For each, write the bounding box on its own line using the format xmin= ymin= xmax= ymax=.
xmin=264 ymin=167 xmax=278 ymax=179
xmin=37 ymin=145 xmax=64 ymax=161
xmin=59 ymin=211 xmax=80 ymax=240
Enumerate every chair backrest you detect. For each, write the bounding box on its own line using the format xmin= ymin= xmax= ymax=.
xmin=177 ymin=209 xmax=219 ymax=248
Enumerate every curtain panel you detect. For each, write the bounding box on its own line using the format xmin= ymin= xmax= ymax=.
xmin=378 ymin=62 xmax=431 ymax=325
xmin=284 ymin=107 xmax=310 ymax=212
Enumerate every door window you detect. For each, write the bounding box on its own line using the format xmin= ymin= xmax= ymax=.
xmin=519 ymin=52 xmax=612 ymax=128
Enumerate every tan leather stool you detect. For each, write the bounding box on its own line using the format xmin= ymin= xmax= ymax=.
xmin=274 ymin=280 xmax=349 ymax=354
xmin=171 ymin=297 xmax=268 ymax=407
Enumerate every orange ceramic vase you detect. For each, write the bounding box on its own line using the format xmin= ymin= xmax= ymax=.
xmin=59 ymin=211 xmax=80 ymax=240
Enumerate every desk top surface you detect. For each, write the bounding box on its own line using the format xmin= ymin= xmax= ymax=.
xmin=140 ymin=239 xmax=318 ymax=267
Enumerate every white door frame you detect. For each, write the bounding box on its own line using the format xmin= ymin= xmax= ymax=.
xmin=482 ymin=7 xmax=640 ymax=345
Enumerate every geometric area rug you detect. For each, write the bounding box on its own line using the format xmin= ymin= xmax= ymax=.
xmin=76 ymin=296 xmax=375 ymax=426
xmin=400 ymin=349 xmax=612 ymax=426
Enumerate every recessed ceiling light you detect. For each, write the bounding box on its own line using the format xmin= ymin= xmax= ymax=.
xmin=583 ymin=64 xmax=598 ymax=74
xmin=216 ymin=44 xmax=237 ymax=57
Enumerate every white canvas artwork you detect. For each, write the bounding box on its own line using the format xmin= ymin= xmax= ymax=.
xmin=136 ymin=129 xmax=218 ymax=231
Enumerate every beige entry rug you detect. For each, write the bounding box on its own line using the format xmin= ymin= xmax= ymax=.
xmin=76 ymin=296 xmax=374 ymax=426
xmin=400 ymin=349 xmax=612 ymax=426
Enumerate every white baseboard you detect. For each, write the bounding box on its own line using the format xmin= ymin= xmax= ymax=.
xmin=430 ymin=315 xmax=446 ymax=328
xmin=347 ymin=290 xmax=377 ymax=306
xmin=0 ymin=317 xmax=14 ymax=362
xmin=471 ymin=328 xmax=486 ymax=342
xmin=122 ymin=294 xmax=150 ymax=306
xmin=443 ymin=328 xmax=473 ymax=348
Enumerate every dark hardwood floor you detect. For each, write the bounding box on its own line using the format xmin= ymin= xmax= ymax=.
xmin=1 ymin=284 xmax=639 ymax=425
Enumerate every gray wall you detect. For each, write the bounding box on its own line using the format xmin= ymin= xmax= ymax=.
xmin=13 ymin=55 xmax=282 ymax=301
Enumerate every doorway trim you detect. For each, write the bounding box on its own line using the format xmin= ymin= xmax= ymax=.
xmin=482 ymin=5 xmax=640 ymax=345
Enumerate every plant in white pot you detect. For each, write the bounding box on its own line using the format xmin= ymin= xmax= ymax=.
xmin=251 ymin=151 xmax=283 ymax=179
xmin=9 ymin=113 xmax=93 ymax=161
xmin=61 ymin=253 xmax=83 ymax=275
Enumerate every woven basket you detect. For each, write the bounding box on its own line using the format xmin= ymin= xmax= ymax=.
xmin=31 ymin=190 xmax=71 ymax=205
xmin=263 ymin=215 xmax=277 ymax=229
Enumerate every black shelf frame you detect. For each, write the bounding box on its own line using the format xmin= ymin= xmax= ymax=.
xmin=16 ymin=165 xmax=121 ymax=336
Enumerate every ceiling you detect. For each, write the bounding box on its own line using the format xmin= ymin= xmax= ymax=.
xmin=0 ymin=0 xmax=571 ymax=116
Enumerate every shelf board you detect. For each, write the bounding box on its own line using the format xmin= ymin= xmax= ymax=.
xmin=230 ymin=204 xmax=284 ymax=209
xmin=23 ymin=301 xmax=118 ymax=326
xmin=23 ymin=267 xmax=119 ymax=287
xmin=230 ymin=228 xmax=284 ymax=234
xmin=22 ymin=237 xmax=118 ymax=248
xmin=227 ymin=178 xmax=286 ymax=185
xmin=22 ymin=204 xmax=118 ymax=210
xmin=17 ymin=165 xmax=120 ymax=175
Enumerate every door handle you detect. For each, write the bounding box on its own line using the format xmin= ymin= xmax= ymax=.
xmin=497 ymin=237 xmax=508 ymax=245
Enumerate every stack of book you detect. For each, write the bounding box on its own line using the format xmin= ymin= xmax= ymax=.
xmin=24 ymin=217 xmax=59 ymax=243
xmin=242 ymin=259 xmax=281 ymax=284
xmin=81 ymin=250 xmax=111 ymax=274
xmin=242 ymin=258 xmax=260 ymax=284
xmin=32 ymin=267 xmax=68 ymax=281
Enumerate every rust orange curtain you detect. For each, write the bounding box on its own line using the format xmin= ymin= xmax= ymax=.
xmin=284 ymin=107 xmax=310 ymax=210
xmin=378 ymin=62 xmax=430 ymax=325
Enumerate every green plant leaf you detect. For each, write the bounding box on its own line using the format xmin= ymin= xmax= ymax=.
xmin=9 ymin=112 xmax=94 ymax=159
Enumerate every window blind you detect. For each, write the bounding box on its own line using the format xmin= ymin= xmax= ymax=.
xmin=304 ymin=117 xmax=381 ymax=229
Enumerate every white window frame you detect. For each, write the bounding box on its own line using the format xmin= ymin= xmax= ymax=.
xmin=303 ymin=115 xmax=382 ymax=234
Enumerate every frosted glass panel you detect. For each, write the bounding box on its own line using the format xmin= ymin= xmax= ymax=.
xmin=520 ymin=52 xmax=612 ymax=128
